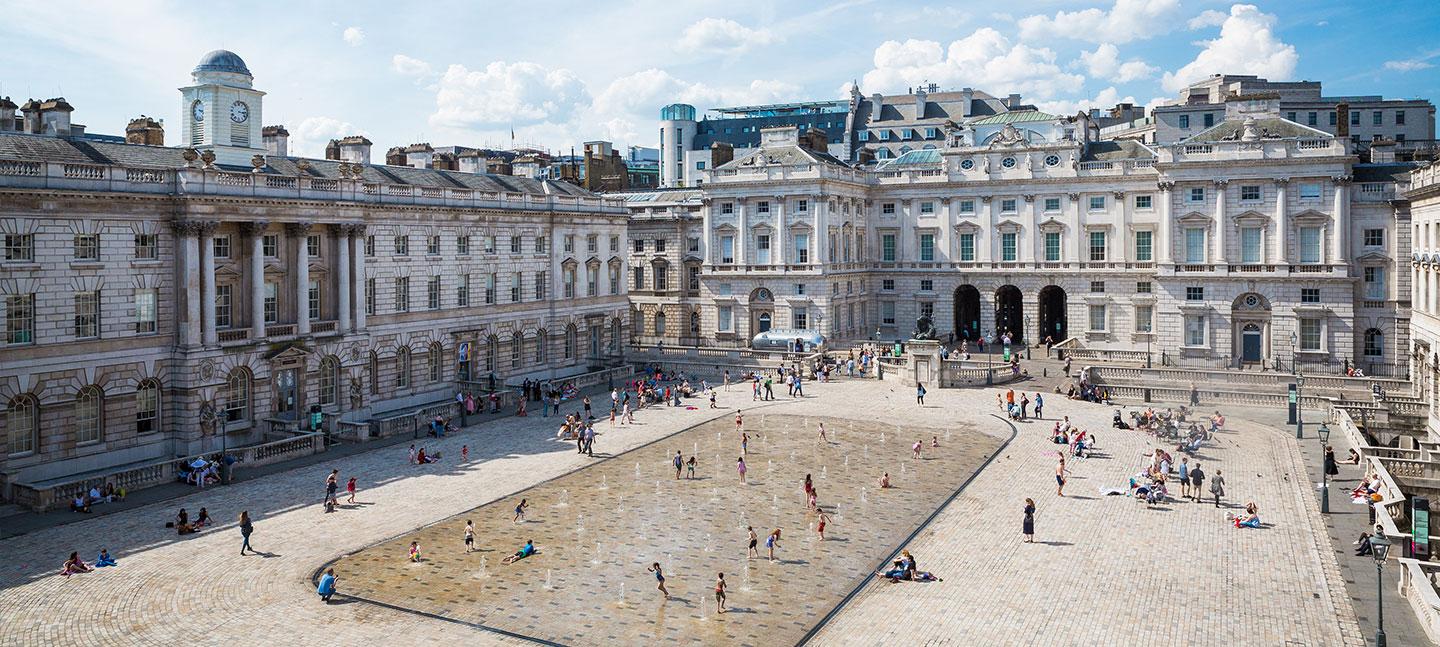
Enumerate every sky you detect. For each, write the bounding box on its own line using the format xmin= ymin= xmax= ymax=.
xmin=1 ymin=0 xmax=1437 ymax=158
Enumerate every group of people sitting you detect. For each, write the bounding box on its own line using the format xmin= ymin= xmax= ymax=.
xmin=1129 ymin=448 xmax=1178 ymax=505
xmin=556 ymin=413 xmax=594 ymax=440
xmin=177 ymin=458 xmax=221 ymax=487
xmin=61 ymin=549 xmax=117 ymax=577
xmin=408 ymin=444 xmax=441 ymax=465
xmin=1351 ymin=474 xmax=1385 ymax=504
xmin=877 ymin=549 xmax=941 ymax=583
xmin=1051 ymin=418 xmax=1093 ymax=458
xmin=1063 ymin=379 xmax=1110 ymax=404
xmin=70 ymin=482 xmax=126 ymax=513
xmin=169 ymin=507 xmax=213 ymax=535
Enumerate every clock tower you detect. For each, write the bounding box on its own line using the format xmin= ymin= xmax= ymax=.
xmin=179 ymin=50 xmax=266 ymax=166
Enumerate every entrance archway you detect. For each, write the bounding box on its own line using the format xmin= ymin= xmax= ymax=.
xmin=749 ymin=287 xmax=774 ymax=336
xmin=756 ymin=312 xmax=772 ymax=333
xmin=1038 ymin=285 xmax=1067 ymax=343
xmin=953 ymin=285 xmax=981 ymax=341
xmin=994 ymin=285 xmax=1023 ymax=343
xmin=1241 ymin=323 xmax=1263 ymax=363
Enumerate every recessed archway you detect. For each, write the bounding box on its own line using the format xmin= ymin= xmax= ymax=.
xmin=1038 ymin=285 xmax=1067 ymax=343
xmin=953 ymin=285 xmax=981 ymax=341
xmin=994 ymin=285 xmax=1023 ymax=343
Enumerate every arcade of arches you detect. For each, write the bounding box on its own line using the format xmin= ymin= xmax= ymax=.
xmin=950 ymin=284 xmax=1068 ymax=345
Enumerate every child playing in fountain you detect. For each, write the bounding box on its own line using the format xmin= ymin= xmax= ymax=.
xmin=502 ymin=540 xmax=537 ymax=564
xmin=408 ymin=541 xmax=421 ymax=562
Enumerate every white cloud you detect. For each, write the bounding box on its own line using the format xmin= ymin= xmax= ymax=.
xmin=857 ymin=29 xmax=1085 ymax=104
xmin=676 ymin=17 xmax=780 ymax=56
xmin=391 ymin=54 xmax=434 ymax=79
xmin=1385 ymin=54 xmax=1437 ymax=72
xmin=1078 ymin=43 xmax=1158 ymax=82
xmin=289 ymin=116 xmax=367 ymax=158
xmin=1161 ymin=4 xmax=1298 ymax=93
xmin=342 ymin=26 xmax=365 ymax=47
xmin=588 ymin=68 xmax=799 ymax=143
xmin=430 ymin=61 xmax=589 ymax=128
xmin=1186 ymin=9 xmax=1228 ymax=29
xmin=882 ymin=6 xmax=970 ymax=28
xmin=1018 ymin=0 xmax=1181 ymax=44
xmin=1034 ymin=86 xmax=1138 ymax=116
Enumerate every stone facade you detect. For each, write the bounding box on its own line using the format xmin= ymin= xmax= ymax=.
xmin=1406 ymin=162 xmax=1440 ymax=437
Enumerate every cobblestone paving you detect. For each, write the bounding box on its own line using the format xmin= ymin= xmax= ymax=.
xmin=0 ymin=379 xmax=1361 ymax=646
xmin=331 ymin=413 xmax=1001 ymax=646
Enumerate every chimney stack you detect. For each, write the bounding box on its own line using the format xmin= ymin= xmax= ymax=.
xmin=710 ymin=142 xmax=734 ymax=168
xmin=325 ymin=139 xmax=342 ymax=160
xmin=404 ymin=142 xmax=434 ymax=168
xmin=336 ymin=136 xmax=373 ymax=164
xmin=960 ymin=88 xmax=974 ymax=118
xmin=20 ymin=99 xmax=41 ymax=133
xmin=262 ymin=125 xmax=289 ymax=157
xmin=385 ymin=146 xmax=406 ymax=166
xmin=1006 ymin=93 xmax=1022 ymax=109
xmin=36 ymin=98 xmax=74 ymax=136
xmin=1335 ymin=102 xmax=1350 ymax=138
xmin=0 ymin=97 xmax=19 ymax=132
xmin=125 ymin=115 xmax=165 ymax=145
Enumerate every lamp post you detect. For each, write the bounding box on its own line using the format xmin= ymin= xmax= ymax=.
xmin=1146 ymin=333 xmax=1152 ymax=368
xmin=1295 ymin=372 xmax=1305 ymax=439
xmin=1024 ymin=314 xmax=1032 ymax=360
xmin=1318 ymin=421 xmax=1331 ymax=513
xmin=1290 ymin=331 xmax=1298 ymax=376
xmin=1370 ymin=533 xmax=1391 ymax=647
xmin=985 ymin=333 xmax=995 ymax=386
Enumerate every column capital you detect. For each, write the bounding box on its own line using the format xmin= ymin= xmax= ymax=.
xmin=1332 ymin=175 xmax=1354 ymax=186
xmin=1066 ymin=193 xmax=1080 ymax=202
xmin=285 ymin=221 xmax=314 ymax=237
xmin=239 ymin=220 xmax=270 ymax=237
xmin=1212 ymin=179 xmax=1229 ymax=188
xmin=1021 ymin=194 xmax=1034 ymax=203
xmin=1157 ymin=181 xmax=1176 ymax=192
xmin=1112 ymin=191 xmax=1126 ymax=200
xmin=1274 ymin=177 xmax=1290 ymax=186
xmin=980 ymin=196 xmax=993 ymax=204
xmin=170 ymin=219 xmax=209 ymax=236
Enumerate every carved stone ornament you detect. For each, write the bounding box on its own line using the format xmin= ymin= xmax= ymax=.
xmin=199 ymin=358 xmax=215 ymax=380
xmin=296 ymin=159 xmax=312 ymax=174
xmin=182 ymin=148 xmax=200 ymax=166
xmin=239 ymin=221 xmax=270 ymax=237
xmin=1157 ymin=181 xmax=1176 ymax=192
xmin=349 ymin=374 xmax=364 ymax=410
xmin=285 ymin=221 xmax=313 ymax=237
xmin=991 ymin=123 xmax=1026 ymax=147
xmin=251 ymin=154 xmax=266 ymax=173
xmin=200 ymin=150 xmax=217 ymax=169
xmin=199 ymin=398 xmax=219 ymax=436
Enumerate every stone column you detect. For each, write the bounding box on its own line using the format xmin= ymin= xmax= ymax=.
xmin=199 ymin=221 xmax=218 ymax=346
xmin=701 ymin=198 xmax=713 ymax=264
xmin=288 ymin=222 xmax=312 ymax=335
xmin=242 ymin=221 xmax=269 ymax=340
xmin=334 ymin=224 xmax=352 ymax=334
xmin=351 ymin=224 xmax=367 ymax=330
xmin=773 ymin=196 xmax=786 ymax=267
xmin=735 ymin=200 xmax=747 ymax=266
xmin=1213 ymin=180 xmax=1228 ymax=264
xmin=173 ymin=221 xmax=202 ymax=347
xmin=813 ymin=197 xmax=828 ymax=266
xmin=1021 ymin=195 xmax=1036 ymax=264
xmin=1332 ymin=175 xmax=1351 ymax=264
xmin=1114 ymin=191 xmax=1128 ymax=263
xmin=1067 ymin=193 xmax=1082 ymax=265
xmin=979 ymin=197 xmax=993 ymax=263
xmin=1158 ymin=182 xmax=1175 ymax=265
xmin=1273 ymin=178 xmax=1288 ymax=265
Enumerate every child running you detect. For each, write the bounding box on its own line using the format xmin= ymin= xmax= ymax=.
xmin=513 ymin=498 xmax=529 ymax=523
xmin=816 ymin=508 xmax=832 ymax=541
xmin=714 ymin=573 xmax=728 ymax=613
xmin=464 ymin=520 xmax=475 ymax=552
xmin=737 ymin=457 xmax=748 ymax=484
xmin=648 ymin=562 xmax=670 ymax=600
xmin=818 ymin=422 xmax=828 ymax=442
xmin=747 ymin=526 xmax=759 ymax=558
xmin=345 ymin=477 xmax=357 ymax=504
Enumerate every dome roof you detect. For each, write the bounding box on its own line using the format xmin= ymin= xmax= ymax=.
xmin=194 ymin=50 xmax=251 ymax=76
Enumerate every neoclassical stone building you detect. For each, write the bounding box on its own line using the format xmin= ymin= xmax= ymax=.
xmin=0 ymin=51 xmax=629 ymax=495
xmin=669 ymin=94 xmax=1412 ymax=374
xmin=1407 ymin=162 xmax=1440 ymax=436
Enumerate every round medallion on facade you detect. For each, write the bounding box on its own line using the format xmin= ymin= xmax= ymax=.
xmin=960 ymin=159 xmax=975 ymax=171
xmin=1001 ymin=157 xmax=1017 ymax=169
xmin=199 ymin=358 xmax=214 ymax=380
xmin=1044 ymin=154 xmax=1060 ymax=167
xmin=1244 ymin=294 xmax=1260 ymax=308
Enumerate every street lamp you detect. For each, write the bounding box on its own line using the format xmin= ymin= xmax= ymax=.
xmin=985 ymin=333 xmax=995 ymax=386
xmin=1290 ymin=331 xmax=1298 ymax=376
xmin=1295 ymin=372 xmax=1305 ymax=439
xmin=1024 ymin=315 xmax=1032 ymax=360
xmin=1318 ymin=421 xmax=1331 ymax=513
xmin=1370 ymin=533 xmax=1391 ymax=647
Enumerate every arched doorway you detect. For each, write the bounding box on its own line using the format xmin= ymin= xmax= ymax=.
xmin=1038 ymin=285 xmax=1067 ymax=343
xmin=757 ymin=312 xmax=772 ymax=333
xmin=749 ymin=287 xmax=774 ymax=335
xmin=994 ymin=285 xmax=1023 ymax=343
xmin=1231 ymin=292 xmax=1271 ymax=368
xmin=953 ymin=285 xmax=981 ymax=341
xmin=1241 ymin=323 xmax=1264 ymax=363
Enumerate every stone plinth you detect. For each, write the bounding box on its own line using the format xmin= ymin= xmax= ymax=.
xmin=905 ymin=339 xmax=942 ymax=388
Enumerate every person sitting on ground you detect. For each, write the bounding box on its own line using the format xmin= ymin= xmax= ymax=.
xmin=879 ymin=472 xmax=892 ymax=489
xmin=94 ymin=549 xmax=117 ymax=567
xmin=1355 ymin=530 xmax=1377 ymax=556
xmin=1230 ymin=501 xmax=1262 ymax=528
xmin=102 ymin=482 xmax=124 ymax=502
xmin=502 ymin=539 xmax=537 ymax=564
xmin=1345 ymin=448 xmax=1362 ymax=465
xmin=194 ymin=507 xmax=212 ymax=529
xmin=61 ymin=551 xmax=91 ymax=577
xmin=70 ymin=495 xmax=91 ymax=514
xmin=416 ymin=447 xmax=440 ymax=464
xmin=408 ymin=541 xmax=421 ymax=562
xmin=173 ymin=508 xmax=196 ymax=535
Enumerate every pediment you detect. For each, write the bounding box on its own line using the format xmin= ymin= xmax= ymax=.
xmin=995 ymin=219 xmax=1024 ymax=234
xmin=1354 ymin=250 xmax=1391 ymax=263
xmin=1038 ymin=218 xmax=1067 ymax=233
xmin=1293 ymin=209 xmax=1331 ymax=224
xmin=585 ymin=256 xmax=602 ymax=267
xmin=1176 ymin=211 xmax=1212 ymax=225
xmin=1232 ymin=210 xmax=1269 ymax=223
xmin=953 ymin=221 xmax=982 ymax=234
xmin=215 ymin=266 xmax=243 ymax=280
xmin=264 ymin=342 xmax=312 ymax=362
xmin=561 ymin=257 xmax=578 ymax=268
xmin=713 ymin=223 xmax=737 ymax=233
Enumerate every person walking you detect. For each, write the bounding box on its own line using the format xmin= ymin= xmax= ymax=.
xmin=584 ymin=424 xmax=595 ymax=457
xmin=741 ymin=432 xmax=749 ymax=456
xmin=673 ymin=451 xmax=684 ymax=480
xmin=816 ymin=508 xmax=832 ymax=541
xmin=583 ymin=395 xmax=592 ymax=420
xmin=686 ymin=456 xmax=697 ymax=480
xmin=818 ymin=422 xmax=828 ymax=443
xmin=345 ymin=476 xmax=357 ymax=504
xmin=714 ymin=573 xmax=728 ymax=613
xmin=1034 ymin=393 xmax=1044 ymax=419
xmin=735 ymin=410 xmax=744 ymax=433
xmin=1210 ymin=469 xmax=1226 ymax=507
xmin=317 ymin=568 xmax=337 ymax=603
xmin=1020 ymin=394 xmax=1030 ymax=419
xmin=1022 ymin=498 xmax=1036 ymax=543
xmin=464 ymin=520 xmax=475 ymax=552
xmin=238 ymin=510 xmax=254 ymax=555
xmin=747 ymin=526 xmax=759 ymax=559
xmin=1055 ymin=457 xmax=1067 ymax=496
xmin=513 ymin=498 xmax=529 ymax=523
xmin=1189 ymin=462 xmax=1206 ymax=503
xmin=324 ymin=469 xmax=339 ymax=513
xmin=916 ymin=383 xmax=926 ymax=405
xmin=1324 ymin=445 xmax=1339 ymax=477
xmin=723 ymin=370 xmax=731 ymax=391
xmin=648 ymin=562 xmax=670 ymax=600
xmin=737 ymin=457 xmax=748 ymax=484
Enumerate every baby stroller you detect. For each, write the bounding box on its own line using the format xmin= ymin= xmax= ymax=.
xmin=1113 ymin=409 xmax=1131 ymax=430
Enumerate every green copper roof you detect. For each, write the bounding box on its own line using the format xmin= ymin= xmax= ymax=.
xmin=970 ymin=110 xmax=1056 ymax=125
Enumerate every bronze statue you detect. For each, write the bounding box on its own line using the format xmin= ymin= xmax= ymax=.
xmin=912 ymin=315 xmax=937 ymax=341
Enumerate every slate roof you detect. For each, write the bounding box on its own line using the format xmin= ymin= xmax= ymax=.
xmin=0 ymin=131 xmax=594 ymax=198
xmin=717 ymin=143 xmax=852 ymax=170
xmin=970 ymin=110 xmax=1057 ymax=126
xmin=876 ymin=148 xmax=943 ymax=169
xmin=1081 ymin=140 xmax=1156 ymax=161
xmin=1353 ymin=163 xmax=1418 ymax=184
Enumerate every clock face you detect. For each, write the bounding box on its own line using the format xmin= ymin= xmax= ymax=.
xmin=230 ymin=102 xmax=249 ymax=123
xmin=191 ymin=101 xmax=204 ymax=122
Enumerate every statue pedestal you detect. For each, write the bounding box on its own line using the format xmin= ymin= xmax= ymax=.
xmin=903 ymin=339 xmax=942 ymax=388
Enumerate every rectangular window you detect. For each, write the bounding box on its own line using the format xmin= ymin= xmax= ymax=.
xmin=792 ymin=308 xmax=807 ymax=330
xmin=919 ymin=302 xmax=933 ymax=319
xmin=1088 ymin=304 xmax=1106 ymax=331
xmin=1178 ymin=114 xmax=1190 ymax=129
xmin=1299 ymin=183 xmax=1321 ymax=199
xmin=959 ymin=234 xmax=975 ymax=261
xmin=919 ymin=234 xmax=934 ymax=261
xmin=1185 ymin=228 xmax=1206 ymax=263
xmin=538 ymin=235 xmax=549 ymax=253
xmin=484 ymin=235 xmax=496 ymax=253
xmin=1044 ymin=197 xmax=1060 ymax=212
xmin=135 ymin=234 xmax=158 ymax=259
xmin=537 ymin=271 xmax=548 ymax=300
xmin=1136 ymin=281 xmax=1151 ymax=294
xmin=1240 ymin=185 xmax=1260 ymax=201
xmin=634 ymin=239 xmax=645 ymax=254
xmin=721 ymin=202 xmax=734 ymax=215
xmin=486 ymin=273 xmax=498 ymax=304
xmin=1329 ymin=111 xmax=1337 ymax=125
xmin=1185 ymin=315 xmax=1206 ymax=346
xmin=1186 ymin=286 xmax=1204 ymax=301
xmin=395 ymin=277 xmax=410 ymax=312
xmin=74 ymin=291 xmax=99 ymax=338
xmin=919 ymin=201 xmax=934 ymax=214
xmin=458 ymin=235 xmax=470 ymax=255
xmin=308 ymin=235 xmax=322 ymax=258
xmin=6 ymin=294 xmax=34 ymax=344
xmin=1134 ymin=195 xmax=1152 ymax=209
xmin=920 ymin=279 xmax=934 ymax=292
xmin=959 ymin=200 xmax=975 ymax=214
xmin=1301 ymin=288 xmax=1320 ymax=303
xmin=587 ymin=235 xmax=598 ymax=253
xmin=1397 ymin=110 xmax=1407 ymax=125
xmin=214 ymin=284 xmax=232 ymax=328
xmin=362 ymin=235 xmax=373 ymax=257
xmin=655 ymin=239 xmax=666 ymax=253
xmin=1188 ymin=187 xmax=1205 ymax=202
xmin=1300 ymin=318 xmax=1322 ymax=351
xmin=882 ymin=279 xmax=895 ymax=291
xmin=1364 ymin=266 xmax=1386 ymax=300
xmin=1351 ymin=111 xmax=1360 ymax=126
xmin=717 ymin=305 xmax=733 ymax=332
xmin=720 ymin=236 xmax=734 ymax=264
xmin=135 ymin=289 xmax=157 ymax=334
xmin=264 ymin=282 xmax=278 ymax=323
xmin=429 ymin=276 xmax=442 ymax=309
xmin=633 ymin=266 xmax=644 ymax=291
xmin=1001 ymin=199 xmax=1017 ymax=213
xmin=394 ymin=234 xmax=409 ymax=256
xmin=1299 ymin=227 xmax=1322 ymax=264
xmin=512 ymin=235 xmax=523 ymax=254
xmin=1203 ymin=113 xmax=1215 ymax=128
xmin=881 ymin=301 xmax=896 ymax=326
xmin=1088 ymin=196 xmax=1105 ymax=211
xmin=1134 ymin=231 xmax=1153 ymax=261
xmin=458 ymin=274 xmax=470 ymax=306
xmin=1044 ymin=232 xmax=1061 ymax=262
xmin=882 ymin=203 xmax=895 ymax=215
xmin=364 ymin=278 xmax=376 ymax=316
xmin=1364 ymin=229 xmax=1384 ymax=247
xmin=212 ymin=235 xmax=231 ymax=260
xmin=1307 ymin=112 xmax=1318 ymax=126
xmin=1135 ymin=305 xmax=1153 ymax=333
xmin=687 ymin=236 xmax=700 ymax=253
xmin=797 ymin=199 xmax=809 ymax=212
xmin=308 ymin=280 xmax=321 ymax=320
xmin=1001 ymin=233 xmax=1017 ymax=262
xmin=71 ymin=234 xmax=99 ymax=261
xmin=1240 ymin=227 xmax=1262 ymax=263
xmin=795 ymin=234 xmax=809 ymax=263
xmin=1088 ymin=231 xmax=1106 ymax=261
xmin=756 ymin=235 xmax=771 ymax=264
xmin=881 ymin=234 xmax=896 ymax=262
xmin=1287 ymin=112 xmax=1297 ymax=121
xmin=563 ymin=269 xmax=575 ymax=299
xmin=686 ymin=266 xmax=699 ymax=293
xmin=512 ymin=272 xmax=523 ymax=303
xmin=1083 ymin=281 xmax=1102 ymax=294
xmin=563 ymin=235 xmax=575 ymax=253
xmin=757 ymin=201 xmax=770 ymax=214
xmin=1373 ymin=111 xmax=1383 ymax=126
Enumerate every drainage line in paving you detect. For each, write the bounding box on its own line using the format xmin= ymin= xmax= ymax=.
xmin=794 ymin=413 xmax=1019 ymax=647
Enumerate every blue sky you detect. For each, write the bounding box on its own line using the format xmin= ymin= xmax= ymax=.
xmin=1 ymin=0 xmax=1436 ymax=157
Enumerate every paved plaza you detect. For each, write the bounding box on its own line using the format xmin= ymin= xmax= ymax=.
xmin=0 ymin=377 xmax=1364 ymax=646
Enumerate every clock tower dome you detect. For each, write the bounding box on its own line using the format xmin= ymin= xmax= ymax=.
xmin=179 ymin=50 xmax=266 ymax=166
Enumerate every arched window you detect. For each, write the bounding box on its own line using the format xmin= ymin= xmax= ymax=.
xmin=136 ymin=379 xmax=160 ymax=434
xmin=535 ymin=329 xmax=548 ymax=364
xmin=1365 ymin=328 xmax=1384 ymax=357
xmin=318 ymin=356 xmax=340 ymax=406
xmin=689 ymin=311 xmax=701 ymax=335
xmin=511 ymin=332 xmax=523 ymax=369
xmin=224 ymin=368 xmax=251 ymax=423
xmin=485 ymin=336 xmax=498 ymax=373
xmin=564 ymin=324 xmax=577 ymax=360
xmin=655 ymin=312 xmax=667 ymax=336
xmin=76 ymin=386 xmax=103 ymax=444
xmin=428 ymin=342 xmax=443 ymax=382
xmin=368 ymin=351 xmax=380 ymax=395
xmin=396 ymin=348 xmax=411 ymax=388
xmin=7 ymin=394 xmax=38 ymax=455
